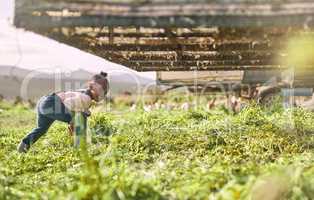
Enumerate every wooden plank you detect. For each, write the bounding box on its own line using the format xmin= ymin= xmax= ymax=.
xmin=17 ymin=1 xmax=314 ymax=17
xmin=108 ymin=26 xmax=114 ymax=44
xmin=15 ymin=0 xmax=314 ymax=28
xmin=33 ymin=29 xmax=287 ymax=72
xmin=108 ymin=51 xmax=277 ymax=61
xmin=45 ymin=32 xmax=276 ymax=51
xmin=94 ymin=42 xmax=275 ymax=51
xmin=119 ymin=60 xmax=279 ymax=68
xmin=96 ymin=32 xmax=219 ymax=38
xmin=17 ymin=0 xmax=306 ymax=7
xmin=134 ymin=65 xmax=286 ymax=71
xmin=60 ymin=27 xmax=287 ymax=39
xmin=15 ymin=13 xmax=314 ymax=28
xmin=44 ymin=31 xmax=278 ymax=45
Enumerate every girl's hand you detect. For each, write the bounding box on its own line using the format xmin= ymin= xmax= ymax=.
xmin=83 ymin=110 xmax=91 ymax=117
xmin=68 ymin=122 xmax=74 ymax=136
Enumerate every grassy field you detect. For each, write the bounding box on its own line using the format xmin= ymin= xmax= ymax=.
xmin=0 ymin=100 xmax=314 ymax=200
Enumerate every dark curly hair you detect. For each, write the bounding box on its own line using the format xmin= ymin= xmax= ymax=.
xmin=91 ymin=71 xmax=108 ymax=90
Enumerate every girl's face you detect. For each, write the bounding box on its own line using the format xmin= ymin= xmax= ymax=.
xmin=90 ymin=82 xmax=108 ymax=101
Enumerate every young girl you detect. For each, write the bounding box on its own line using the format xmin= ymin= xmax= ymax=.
xmin=17 ymin=72 xmax=109 ymax=153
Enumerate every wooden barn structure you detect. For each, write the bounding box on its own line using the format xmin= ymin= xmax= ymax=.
xmin=14 ymin=0 xmax=314 ymax=93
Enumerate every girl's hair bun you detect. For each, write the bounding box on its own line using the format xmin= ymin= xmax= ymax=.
xmin=90 ymin=71 xmax=109 ymax=90
xmin=100 ymin=71 xmax=108 ymax=78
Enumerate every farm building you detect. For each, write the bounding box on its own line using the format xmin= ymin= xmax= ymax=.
xmin=14 ymin=0 xmax=314 ymax=94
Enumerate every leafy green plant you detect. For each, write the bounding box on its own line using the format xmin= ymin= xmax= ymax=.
xmin=89 ymin=113 xmax=117 ymax=136
xmin=0 ymin=101 xmax=313 ymax=199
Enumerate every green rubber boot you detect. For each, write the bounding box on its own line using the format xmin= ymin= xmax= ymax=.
xmin=73 ymin=112 xmax=87 ymax=148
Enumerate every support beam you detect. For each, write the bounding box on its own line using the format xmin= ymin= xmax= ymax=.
xmin=133 ymin=65 xmax=286 ymax=71
xmin=15 ymin=13 xmax=314 ymax=29
xmin=15 ymin=0 xmax=314 ymax=28
xmin=94 ymin=42 xmax=276 ymax=51
xmin=71 ymin=27 xmax=288 ymax=39
xmin=39 ymin=31 xmax=279 ymax=52
xmin=111 ymin=51 xmax=278 ymax=61
xmin=119 ymin=60 xmax=279 ymax=68
xmin=108 ymin=26 xmax=114 ymax=44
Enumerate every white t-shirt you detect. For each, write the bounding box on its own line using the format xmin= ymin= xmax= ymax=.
xmin=57 ymin=91 xmax=92 ymax=112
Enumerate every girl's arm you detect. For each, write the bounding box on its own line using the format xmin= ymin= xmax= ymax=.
xmin=62 ymin=92 xmax=91 ymax=136
xmin=61 ymin=92 xmax=92 ymax=112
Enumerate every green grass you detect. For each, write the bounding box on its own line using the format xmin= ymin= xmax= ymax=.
xmin=0 ymin=101 xmax=314 ymax=200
